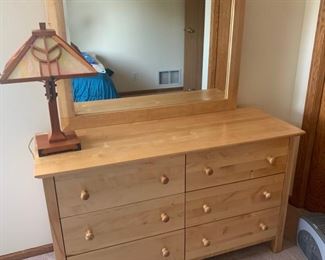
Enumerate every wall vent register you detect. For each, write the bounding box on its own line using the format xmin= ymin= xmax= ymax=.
xmin=159 ymin=70 xmax=181 ymax=86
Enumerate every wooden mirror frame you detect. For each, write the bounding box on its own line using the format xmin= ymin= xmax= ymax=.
xmin=45 ymin=0 xmax=245 ymax=130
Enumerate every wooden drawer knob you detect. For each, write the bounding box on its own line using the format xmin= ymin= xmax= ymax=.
xmin=204 ymin=167 xmax=214 ymax=176
xmin=259 ymin=223 xmax=268 ymax=231
xmin=202 ymin=238 xmax=210 ymax=247
xmin=160 ymin=175 xmax=169 ymax=185
xmin=161 ymin=213 xmax=170 ymax=223
xmin=85 ymin=229 xmax=94 ymax=241
xmin=266 ymin=156 xmax=275 ymax=165
xmin=161 ymin=247 xmax=170 ymax=257
xmin=263 ymin=191 xmax=272 ymax=200
xmin=80 ymin=190 xmax=89 ymax=200
xmin=203 ymin=204 xmax=212 ymax=214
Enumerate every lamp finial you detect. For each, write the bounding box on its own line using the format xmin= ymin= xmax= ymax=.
xmin=39 ymin=22 xmax=46 ymax=30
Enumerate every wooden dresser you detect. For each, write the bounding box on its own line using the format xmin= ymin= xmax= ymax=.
xmin=35 ymin=108 xmax=304 ymax=260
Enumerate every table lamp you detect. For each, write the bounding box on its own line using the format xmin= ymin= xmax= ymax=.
xmin=0 ymin=23 xmax=97 ymax=157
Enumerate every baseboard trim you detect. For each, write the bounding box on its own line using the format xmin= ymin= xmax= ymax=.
xmin=0 ymin=244 xmax=53 ymax=260
xmin=119 ymin=86 xmax=184 ymax=97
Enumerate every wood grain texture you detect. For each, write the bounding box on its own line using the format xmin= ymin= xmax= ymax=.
xmin=55 ymin=155 xmax=185 ymax=217
xmin=69 ymin=90 xmax=229 ymax=130
xmin=42 ymin=178 xmax=66 ymax=260
xmin=186 ymin=174 xmax=284 ymax=227
xmin=291 ymin=0 xmax=325 ymax=208
xmin=305 ymin=80 xmax=325 ymax=211
xmin=61 ymin=194 xmax=184 ymax=256
xmin=66 ymin=230 xmax=184 ymax=260
xmin=34 ymin=108 xmax=304 ymax=178
xmin=226 ymin=0 xmax=245 ymax=107
xmin=272 ymin=137 xmax=300 ymax=252
xmin=186 ymin=138 xmax=289 ymax=191
xmin=186 ymin=208 xmax=280 ymax=260
xmin=214 ymin=0 xmax=232 ymax=92
xmin=35 ymin=108 xmax=303 ymax=259
xmin=74 ymin=89 xmax=224 ymax=115
xmin=303 ymin=11 xmax=325 ymax=210
xmin=208 ymin=0 xmax=245 ymax=105
xmin=207 ymin=0 xmax=220 ymax=90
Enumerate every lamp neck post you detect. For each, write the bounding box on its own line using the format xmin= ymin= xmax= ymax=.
xmin=44 ymin=79 xmax=66 ymax=143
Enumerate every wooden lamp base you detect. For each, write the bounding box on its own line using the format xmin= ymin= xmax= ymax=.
xmin=35 ymin=131 xmax=81 ymax=157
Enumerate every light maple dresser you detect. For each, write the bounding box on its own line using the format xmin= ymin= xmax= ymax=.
xmin=34 ymin=108 xmax=303 ymax=260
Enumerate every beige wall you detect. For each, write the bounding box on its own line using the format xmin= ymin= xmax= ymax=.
xmin=0 ymin=0 xmax=320 ymax=255
xmin=66 ymin=0 xmax=185 ymax=92
xmin=238 ymin=0 xmax=319 ymax=126
xmin=0 ymin=0 xmax=52 ymax=255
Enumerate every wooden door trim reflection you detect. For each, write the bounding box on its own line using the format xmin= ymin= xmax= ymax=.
xmin=184 ymin=0 xmax=205 ymax=91
xmin=45 ymin=0 xmax=246 ymax=130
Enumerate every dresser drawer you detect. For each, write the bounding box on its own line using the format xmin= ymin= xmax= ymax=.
xmin=62 ymin=194 xmax=184 ymax=256
xmin=186 ymin=174 xmax=284 ymax=227
xmin=56 ymin=155 xmax=185 ymax=217
xmin=186 ymin=207 xmax=280 ymax=260
xmin=67 ymin=230 xmax=184 ymax=260
xmin=186 ymin=138 xmax=288 ymax=191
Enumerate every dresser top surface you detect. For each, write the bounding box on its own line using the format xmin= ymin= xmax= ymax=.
xmin=34 ymin=107 xmax=304 ymax=178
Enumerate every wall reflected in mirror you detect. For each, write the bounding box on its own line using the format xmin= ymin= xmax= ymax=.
xmin=64 ymin=0 xmax=215 ymax=102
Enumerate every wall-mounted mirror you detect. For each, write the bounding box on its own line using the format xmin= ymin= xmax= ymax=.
xmin=46 ymin=0 xmax=245 ymax=129
xmin=65 ymin=0 xmax=210 ymax=99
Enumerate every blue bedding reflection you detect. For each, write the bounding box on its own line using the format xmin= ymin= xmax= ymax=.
xmin=72 ymin=73 xmax=118 ymax=102
xmin=72 ymin=52 xmax=119 ymax=102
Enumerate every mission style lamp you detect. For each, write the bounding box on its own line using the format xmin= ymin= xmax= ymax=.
xmin=0 ymin=23 xmax=97 ymax=156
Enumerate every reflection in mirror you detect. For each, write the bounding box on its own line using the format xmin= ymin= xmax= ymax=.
xmin=64 ymin=0 xmax=221 ymax=103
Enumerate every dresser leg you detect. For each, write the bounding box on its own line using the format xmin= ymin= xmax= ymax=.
xmin=271 ymin=236 xmax=283 ymax=253
xmin=271 ymin=136 xmax=300 ymax=253
xmin=43 ymin=178 xmax=67 ymax=260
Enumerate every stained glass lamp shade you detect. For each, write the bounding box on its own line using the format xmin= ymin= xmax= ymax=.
xmin=0 ymin=23 xmax=97 ymax=156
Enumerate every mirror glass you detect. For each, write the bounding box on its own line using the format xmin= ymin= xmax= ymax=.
xmin=63 ymin=0 xmax=221 ymax=104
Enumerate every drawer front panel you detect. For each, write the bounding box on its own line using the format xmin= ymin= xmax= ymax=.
xmin=62 ymin=194 xmax=184 ymax=256
xmin=56 ymin=155 xmax=185 ymax=217
xmin=186 ymin=207 xmax=280 ymax=260
xmin=186 ymin=174 xmax=284 ymax=227
xmin=67 ymin=230 xmax=184 ymax=260
xmin=186 ymin=138 xmax=288 ymax=191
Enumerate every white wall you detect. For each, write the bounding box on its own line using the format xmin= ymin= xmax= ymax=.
xmin=238 ymin=0 xmax=319 ymax=126
xmin=0 ymin=0 xmax=52 ymax=255
xmin=66 ymin=0 xmax=185 ymax=93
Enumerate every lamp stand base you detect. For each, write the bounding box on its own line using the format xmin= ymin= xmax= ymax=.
xmin=35 ymin=131 xmax=81 ymax=157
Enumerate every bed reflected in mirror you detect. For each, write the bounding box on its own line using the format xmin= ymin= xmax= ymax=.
xmin=64 ymin=0 xmax=216 ymax=103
